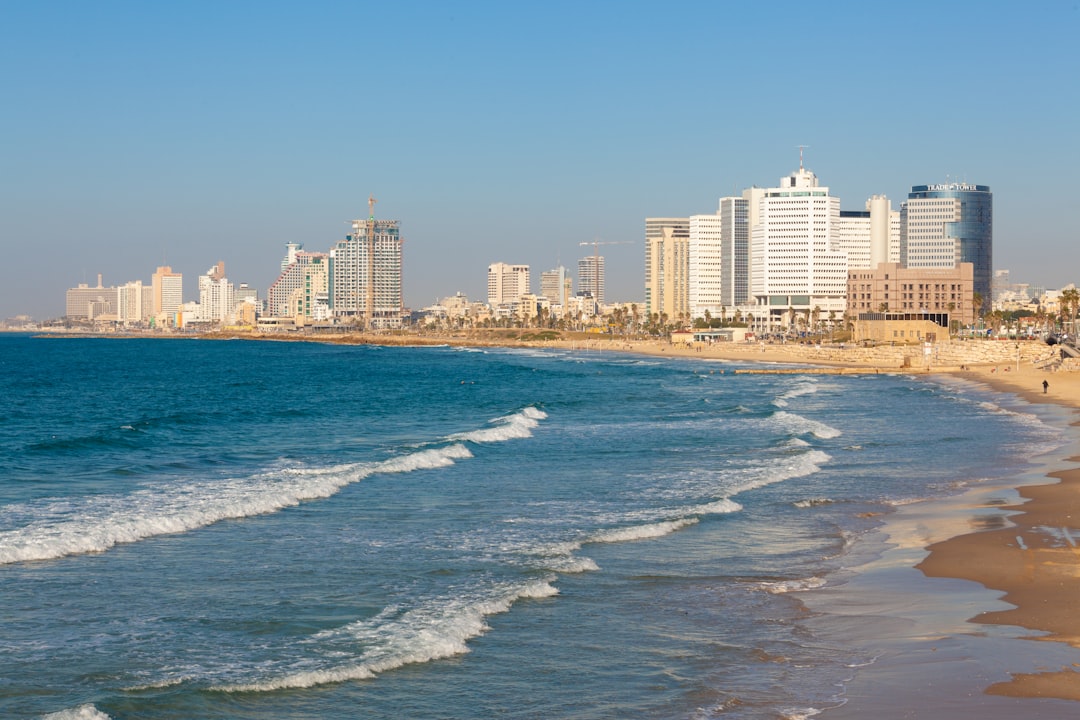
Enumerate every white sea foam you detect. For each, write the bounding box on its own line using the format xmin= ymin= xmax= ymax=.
xmin=218 ymin=578 xmax=559 ymax=692
xmin=793 ymin=498 xmax=835 ymax=508
xmin=0 ymin=419 xmax=542 ymax=567
xmin=757 ymin=576 xmax=826 ymax=594
xmin=771 ymin=411 xmax=842 ymax=439
xmin=41 ymin=705 xmax=111 ymax=720
xmin=447 ymin=406 xmax=547 ymax=443
xmin=772 ymin=379 xmax=819 ymax=408
xmin=685 ymin=498 xmax=743 ymax=516
xmin=527 ymin=503 xmax=741 ymax=573
xmin=3 ymin=408 xmax=550 ymax=565
xmin=591 ymin=518 xmax=699 ymax=544
xmin=725 ymin=450 xmax=832 ymax=498
xmin=541 ymin=555 xmax=600 ymax=573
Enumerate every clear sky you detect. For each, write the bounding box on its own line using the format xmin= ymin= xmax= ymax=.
xmin=2 ymin=0 xmax=1078 ymax=320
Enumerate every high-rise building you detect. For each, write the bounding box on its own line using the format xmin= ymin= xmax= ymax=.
xmin=900 ymin=182 xmax=992 ymax=308
xmin=689 ymin=213 xmax=722 ymax=319
xmin=329 ymin=197 xmax=404 ymax=329
xmin=749 ymin=166 xmax=847 ymax=329
xmin=577 ymin=255 xmax=605 ymax=305
xmin=65 ymin=274 xmax=115 ymax=319
xmin=718 ymin=196 xmax=750 ymax=308
xmin=198 ymin=262 xmax=233 ymax=323
xmin=645 ymin=218 xmax=689 ymax=321
xmin=487 ymin=263 xmax=530 ymax=306
xmin=540 ymin=266 xmax=571 ymax=309
xmin=268 ymin=245 xmax=330 ymax=318
xmin=151 ymin=266 xmax=183 ymax=324
xmin=116 ymin=280 xmax=153 ymax=325
xmin=688 ymin=196 xmax=750 ymax=319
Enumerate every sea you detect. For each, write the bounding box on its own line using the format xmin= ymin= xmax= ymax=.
xmin=0 ymin=333 xmax=1072 ymax=719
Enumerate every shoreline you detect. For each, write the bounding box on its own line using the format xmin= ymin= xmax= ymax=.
xmin=600 ymin=335 xmax=1080 ymax=710
xmin=287 ymin=329 xmax=1080 ymax=707
xmin=31 ymin=329 xmax=1080 ymax=708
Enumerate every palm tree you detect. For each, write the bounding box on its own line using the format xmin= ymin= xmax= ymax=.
xmin=1060 ymin=288 xmax=1079 ymax=335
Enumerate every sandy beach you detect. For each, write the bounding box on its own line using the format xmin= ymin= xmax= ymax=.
xmin=612 ymin=336 xmax=1080 ymax=711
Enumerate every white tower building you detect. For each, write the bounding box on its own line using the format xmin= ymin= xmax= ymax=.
xmin=487 ymin=263 xmax=530 ymax=306
xmin=198 ymin=262 xmax=234 ymax=323
xmin=749 ymin=165 xmax=846 ymax=330
xmin=689 ymin=213 xmax=723 ymax=319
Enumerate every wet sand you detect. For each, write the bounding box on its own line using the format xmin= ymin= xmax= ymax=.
xmin=625 ymin=337 xmax=1080 ymax=712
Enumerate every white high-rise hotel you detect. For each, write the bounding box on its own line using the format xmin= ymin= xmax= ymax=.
xmin=487 ymin=263 xmax=530 ymax=306
xmin=649 ymin=159 xmax=984 ymax=332
xmin=750 ymin=166 xmax=847 ymax=325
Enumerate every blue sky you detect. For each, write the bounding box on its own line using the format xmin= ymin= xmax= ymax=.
xmin=2 ymin=1 xmax=1078 ymax=319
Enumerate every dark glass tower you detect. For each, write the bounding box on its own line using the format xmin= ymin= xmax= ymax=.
xmin=901 ymin=183 xmax=992 ymax=308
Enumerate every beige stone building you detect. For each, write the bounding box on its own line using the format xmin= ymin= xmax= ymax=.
xmin=852 ymin=314 xmax=949 ymax=345
xmin=848 ymin=262 xmax=974 ymax=327
xmin=645 ymin=218 xmax=689 ymax=322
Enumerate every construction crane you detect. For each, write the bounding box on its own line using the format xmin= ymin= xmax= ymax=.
xmin=578 ymin=239 xmax=633 ymax=303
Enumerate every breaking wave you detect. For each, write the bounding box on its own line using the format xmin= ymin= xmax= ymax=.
xmin=218 ymin=578 xmax=559 ymax=693
xmin=0 ymin=409 xmax=548 ymax=566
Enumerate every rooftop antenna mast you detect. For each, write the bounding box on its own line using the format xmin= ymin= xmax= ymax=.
xmin=798 ymin=144 xmax=810 ymax=170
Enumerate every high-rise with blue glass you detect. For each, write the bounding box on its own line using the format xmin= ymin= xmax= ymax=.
xmin=900 ymin=183 xmax=992 ymax=310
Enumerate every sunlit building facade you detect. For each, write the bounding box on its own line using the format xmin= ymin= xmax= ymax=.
xmin=645 ymin=218 xmax=689 ymax=321
xmin=901 ymin=183 xmax=992 ymax=308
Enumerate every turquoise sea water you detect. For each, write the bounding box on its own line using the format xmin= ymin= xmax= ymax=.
xmin=0 ymin=335 xmax=1068 ymax=719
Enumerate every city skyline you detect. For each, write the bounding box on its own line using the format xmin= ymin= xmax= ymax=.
xmin=3 ymin=2 xmax=1078 ymax=320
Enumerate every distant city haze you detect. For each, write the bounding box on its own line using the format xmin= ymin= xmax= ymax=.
xmin=2 ymin=3 xmax=1078 ymax=320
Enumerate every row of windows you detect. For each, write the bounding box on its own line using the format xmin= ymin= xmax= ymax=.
xmin=900 ymin=283 xmax=962 ymax=291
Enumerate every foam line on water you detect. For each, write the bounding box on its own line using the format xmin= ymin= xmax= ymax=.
xmin=216 ymin=578 xmax=559 ymax=692
xmin=2 ymin=408 xmax=550 ymax=566
xmin=772 ymin=378 xmax=820 ymax=408
xmin=0 ymin=444 xmax=475 ymax=565
xmin=590 ymin=518 xmax=699 ymax=544
xmin=526 ymin=501 xmax=743 ymax=573
xmin=41 ymin=706 xmax=112 ymax=720
xmin=446 ymin=406 xmax=547 ymax=443
xmin=770 ymin=411 xmax=842 ymax=439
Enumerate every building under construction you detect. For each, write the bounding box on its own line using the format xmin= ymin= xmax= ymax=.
xmin=329 ymin=196 xmax=404 ymax=329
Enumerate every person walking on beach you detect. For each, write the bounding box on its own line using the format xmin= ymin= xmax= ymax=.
xmin=1043 ymin=379 xmax=1049 ymax=394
